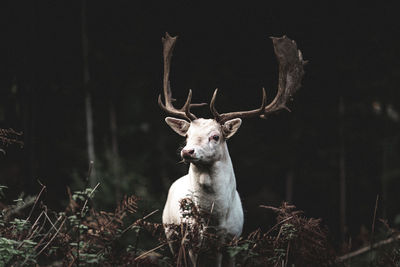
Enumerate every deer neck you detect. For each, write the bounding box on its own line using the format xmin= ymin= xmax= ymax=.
xmin=188 ymin=142 xmax=236 ymax=195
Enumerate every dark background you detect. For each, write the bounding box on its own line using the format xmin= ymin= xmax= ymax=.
xmin=1 ymin=1 xmax=400 ymax=250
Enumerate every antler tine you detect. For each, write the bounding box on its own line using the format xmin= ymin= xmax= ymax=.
xmin=182 ymin=89 xmax=193 ymax=119
xmin=210 ymin=88 xmax=221 ymax=121
xmin=261 ymin=36 xmax=306 ymax=118
xmin=158 ymin=32 xmax=207 ymax=121
xmin=210 ymin=88 xmax=267 ymax=124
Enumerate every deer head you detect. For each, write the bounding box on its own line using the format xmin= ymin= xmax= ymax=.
xmin=165 ymin=117 xmax=241 ymax=164
xmin=159 ymin=33 xmax=306 ymax=164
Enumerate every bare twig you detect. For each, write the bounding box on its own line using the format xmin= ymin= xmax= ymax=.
xmin=284 ymin=241 xmax=290 ymax=267
xmin=131 ymin=210 xmax=159 ymax=259
xmin=265 ymin=216 xmax=294 ymax=237
xmin=36 ymin=217 xmax=67 ymax=256
xmin=134 ymin=242 xmax=167 ymax=261
xmin=34 ymin=214 xmax=63 ymax=251
xmin=121 ymin=209 xmax=159 ymax=234
xmin=370 ymin=195 xmax=379 ymax=248
xmin=25 ymin=181 xmax=46 ymax=223
xmin=80 ymin=182 xmax=100 ymax=217
xmin=16 ymin=211 xmax=46 ymax=250
xmin=25 ymin=211 xmax=45 ymax=239
xmin=177 ymin=224 xmax=189 ymax=267
xmin=142 ymin=209 xmax=159 ymax=221
xmin=260 ymin=205 xmax=282 ymax=212
xmin=44 ymin=210 xmax=58 ymax=231
xmin=337 ymin=234 xmax=400 ymax=262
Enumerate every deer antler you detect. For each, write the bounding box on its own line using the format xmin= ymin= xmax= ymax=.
xmin=158 ymin=33 xmax=207 ymax=121
xmin=210 ymin=35 xmax=306 ymax=124
xmin=210 ymin=88 xmax=267 ymax=123
xmin=261 ymin=36 xmax=306 ymax=118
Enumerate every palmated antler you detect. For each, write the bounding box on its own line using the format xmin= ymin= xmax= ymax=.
xmin=158 ymin=33 xmax=207 ymax=121
xmin=210 ymin=35 xmax=306 ymax=124
xmin=262 ymin=36 xmax=306 ymax=118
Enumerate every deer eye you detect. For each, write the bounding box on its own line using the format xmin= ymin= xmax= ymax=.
xmin=211 ymin=135 xmax=219 ymax=142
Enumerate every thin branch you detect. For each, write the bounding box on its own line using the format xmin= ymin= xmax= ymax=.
xmin=284 ymin=241 xmax=290 ymax=267
xmin=259 ymin=205 xmax=281 ymax=212
xmin=36 ymin=217 xmax=67 ymax=256
xmin=44 ymin=210 xmax=58 ymax=231
xmin=80 ymin=182 xmax=100 ymax=217
xmin=370 ymin=195 xmax=379 ymax=248
xmin=265 ymin=216 xmax=294 ymax=237
xmin=17 ymin=211 xmax=45 ymax=250
xmin=134 ymin=242 xmax=167 ymax=261
xmin=34 ymin=214 xmax=63 ymax=251
xmin=26 ymin=211 xmax=45 ymax=238
xmin=121 ymin=209 xmax=159 ymax=234
xmin=25 ymin=181 xmax=46 ymax=223
xmin=337 ymin=234 xmax=400 ymax=262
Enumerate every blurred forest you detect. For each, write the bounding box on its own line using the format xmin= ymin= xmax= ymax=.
xmin=1 ymin=0 xmax=400 ymax=254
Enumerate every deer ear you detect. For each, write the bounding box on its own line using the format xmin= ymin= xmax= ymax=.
xmin=165 ymin=117 xmax=190 ymax=136
xmin=222 ymin=118 xmax=242 ymax=139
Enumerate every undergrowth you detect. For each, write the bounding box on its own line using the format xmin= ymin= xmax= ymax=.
xmin=0 ymin=179 xmax=337 ymax=266
xmin=0 ymin=182 xmax=166 ymax=266
xmin=1 ymin=181 xmax=400 ymax=266
xmin=0 ymin=128 xmax=23 ymax=154
xmin=0 ymin=134 xmax=399 ymax=266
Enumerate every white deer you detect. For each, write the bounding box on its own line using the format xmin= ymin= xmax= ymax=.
xmin=159 ymin=33 xmax=306 ymax=267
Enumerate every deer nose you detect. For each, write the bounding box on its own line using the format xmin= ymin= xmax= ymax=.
xmin=181 ymin=149 xmax=195 ymax=158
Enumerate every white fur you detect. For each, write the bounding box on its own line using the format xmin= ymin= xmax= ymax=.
xmin=162 ymin=118 xmax=244 ymax=266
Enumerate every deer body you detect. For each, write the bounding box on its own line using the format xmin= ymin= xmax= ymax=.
xmin=162 ymin=118 xmax=243 ymax=266
xmin=162 ymin=119 xmax=244 ymax=238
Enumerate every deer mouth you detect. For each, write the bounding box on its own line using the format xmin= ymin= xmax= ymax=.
xmin=182 ymin=155 xmax=197 ymax=162
xmin=182 ymin=155 xmax=199 ymax=163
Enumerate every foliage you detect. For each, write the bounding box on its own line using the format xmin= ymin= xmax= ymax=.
xmin=2 ymin=182 xmax=400 ymax=266
xmin=159 ymin=199 xmax=336 ymax=266
xmin=0 ymin=128 xmax=23 ymax=149
xmin=0 ymin=128 xmax=23 ymax=156
xmin=242 ymin=203 xmax=336 ymax=266
xmin=0 ymin=182 xmax=161 ymax=266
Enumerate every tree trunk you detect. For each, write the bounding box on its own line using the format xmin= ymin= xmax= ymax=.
xmin=22 ymin=2 xmax=37 ymax=190
xmin=285 ymin=170 xmax=294 ymax=203
xmin=82 ymin=0 xmax=96 ymax=187
xmin=339 ymin=97 xmax=347 ymax=245
xmin=109 ymin=100 xmax=121 ymax=201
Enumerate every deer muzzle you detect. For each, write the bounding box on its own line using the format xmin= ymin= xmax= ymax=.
xmin=181 ymin=148 xmax=195 ymax=160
